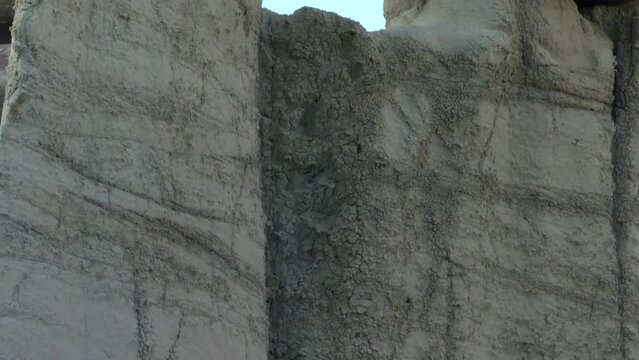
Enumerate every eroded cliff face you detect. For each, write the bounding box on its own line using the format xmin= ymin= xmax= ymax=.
xmin=261 ymin=0 xmax=638 ymax=359
xmin=0 ymin=0 xmax=267 ymax=359
xmin=584 ymin=6 xmax=639 ymax=358
xmin=1 ymin=0 xmax=639 ymax=359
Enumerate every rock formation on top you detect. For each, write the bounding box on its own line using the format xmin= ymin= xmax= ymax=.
xmin=1 ymin=0 xmax=639 ymax=359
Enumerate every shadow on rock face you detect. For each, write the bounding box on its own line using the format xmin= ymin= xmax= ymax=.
xmin=0 ymin=0 xmax=12 ymax=44
xmin=576 ymin=0 xmax=637 ymax=6
xmin=0 ymin=0 xmax=12 ymax=119
xmin=0 ymin=45 xmax=7 ymax=120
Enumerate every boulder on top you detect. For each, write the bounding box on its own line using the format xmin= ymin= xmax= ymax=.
xmin=382 ymin=0 xmax=613 ymax=78
xmin=384 ymin=0 xmax=638 ymax=27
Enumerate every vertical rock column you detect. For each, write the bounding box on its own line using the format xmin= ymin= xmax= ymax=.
xmin=0 ymin=0 xmax=267 ymax=359
xmin=260 ymin=10 xmax=393 ymax=359
xmin=262 ymin=1 xmax=623 ymax=358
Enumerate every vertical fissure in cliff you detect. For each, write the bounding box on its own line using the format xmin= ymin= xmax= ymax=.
xmin=603 ymin=14 xmax=639 ymax=360
xmin=0 ymin=1 xmax=11 ymax=124
xmin=580 ymin=5 xmax=639 ymax=356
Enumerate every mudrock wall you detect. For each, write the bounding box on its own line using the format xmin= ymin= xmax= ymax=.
xmin=1 ymin=0 xmax=639 ymax=359
xmin=261 ymin=0 xmax=638 ymax=359
xmin=0 ymin=0 xmax=266 ymax=359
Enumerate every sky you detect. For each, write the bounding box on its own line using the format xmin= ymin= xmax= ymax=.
xmin=262 ymin=0 xmax=386 ymax=31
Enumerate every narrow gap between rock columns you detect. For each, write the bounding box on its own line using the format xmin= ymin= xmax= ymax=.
xmin=575 ymin=0 xmax=638 ymax=7
xmin=608 ymin=16 xmax=639 ymax=360
xmin=0 ymin=0 xmax=12 ymax=123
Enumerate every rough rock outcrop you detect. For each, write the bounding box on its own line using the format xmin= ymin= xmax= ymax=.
xmin=1 ymin=0 xmax=639 ymax=359
xmin=260 ymin=0 xmax=634 ymax=358
xmin=0 ymin=0 xmax=266 ymax=359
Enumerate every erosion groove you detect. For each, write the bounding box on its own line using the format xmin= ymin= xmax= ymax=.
xmin=584 ymin=9 xmax=639 ymax=358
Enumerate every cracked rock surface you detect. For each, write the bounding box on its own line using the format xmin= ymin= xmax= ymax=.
xmin=2 ymin=0 xmax=639 ymax=359
xmin=260 ymin=1 xmax=637 ymax=358
xmin=0 ymin=0 xmax=266 ymax=359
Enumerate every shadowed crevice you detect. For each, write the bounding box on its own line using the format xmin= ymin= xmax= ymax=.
xmin=577 ymin=0 xmax=637 ymax=6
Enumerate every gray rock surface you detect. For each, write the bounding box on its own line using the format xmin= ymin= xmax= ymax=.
xmin=0 ymin=0 xmax=266 ymax=359
xmin=260 ymin=1 xmax=634 ymax=358
xmin=585 ymin=6 xmax=639 ymax=358
xmin=1 ymin=0 xmax=639 ymax=359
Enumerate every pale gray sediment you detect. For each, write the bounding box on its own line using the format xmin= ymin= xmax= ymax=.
xmin=0 ymin=0 xmax=639 ymax=359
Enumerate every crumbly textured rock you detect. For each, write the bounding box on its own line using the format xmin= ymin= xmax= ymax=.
xmin=1 ymin=0 xmax=639 ymax=359
xmin=0 ymin=0 xmax=266 ymax=359
xmin=260 ymin=1 xmax=628 ymax=358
